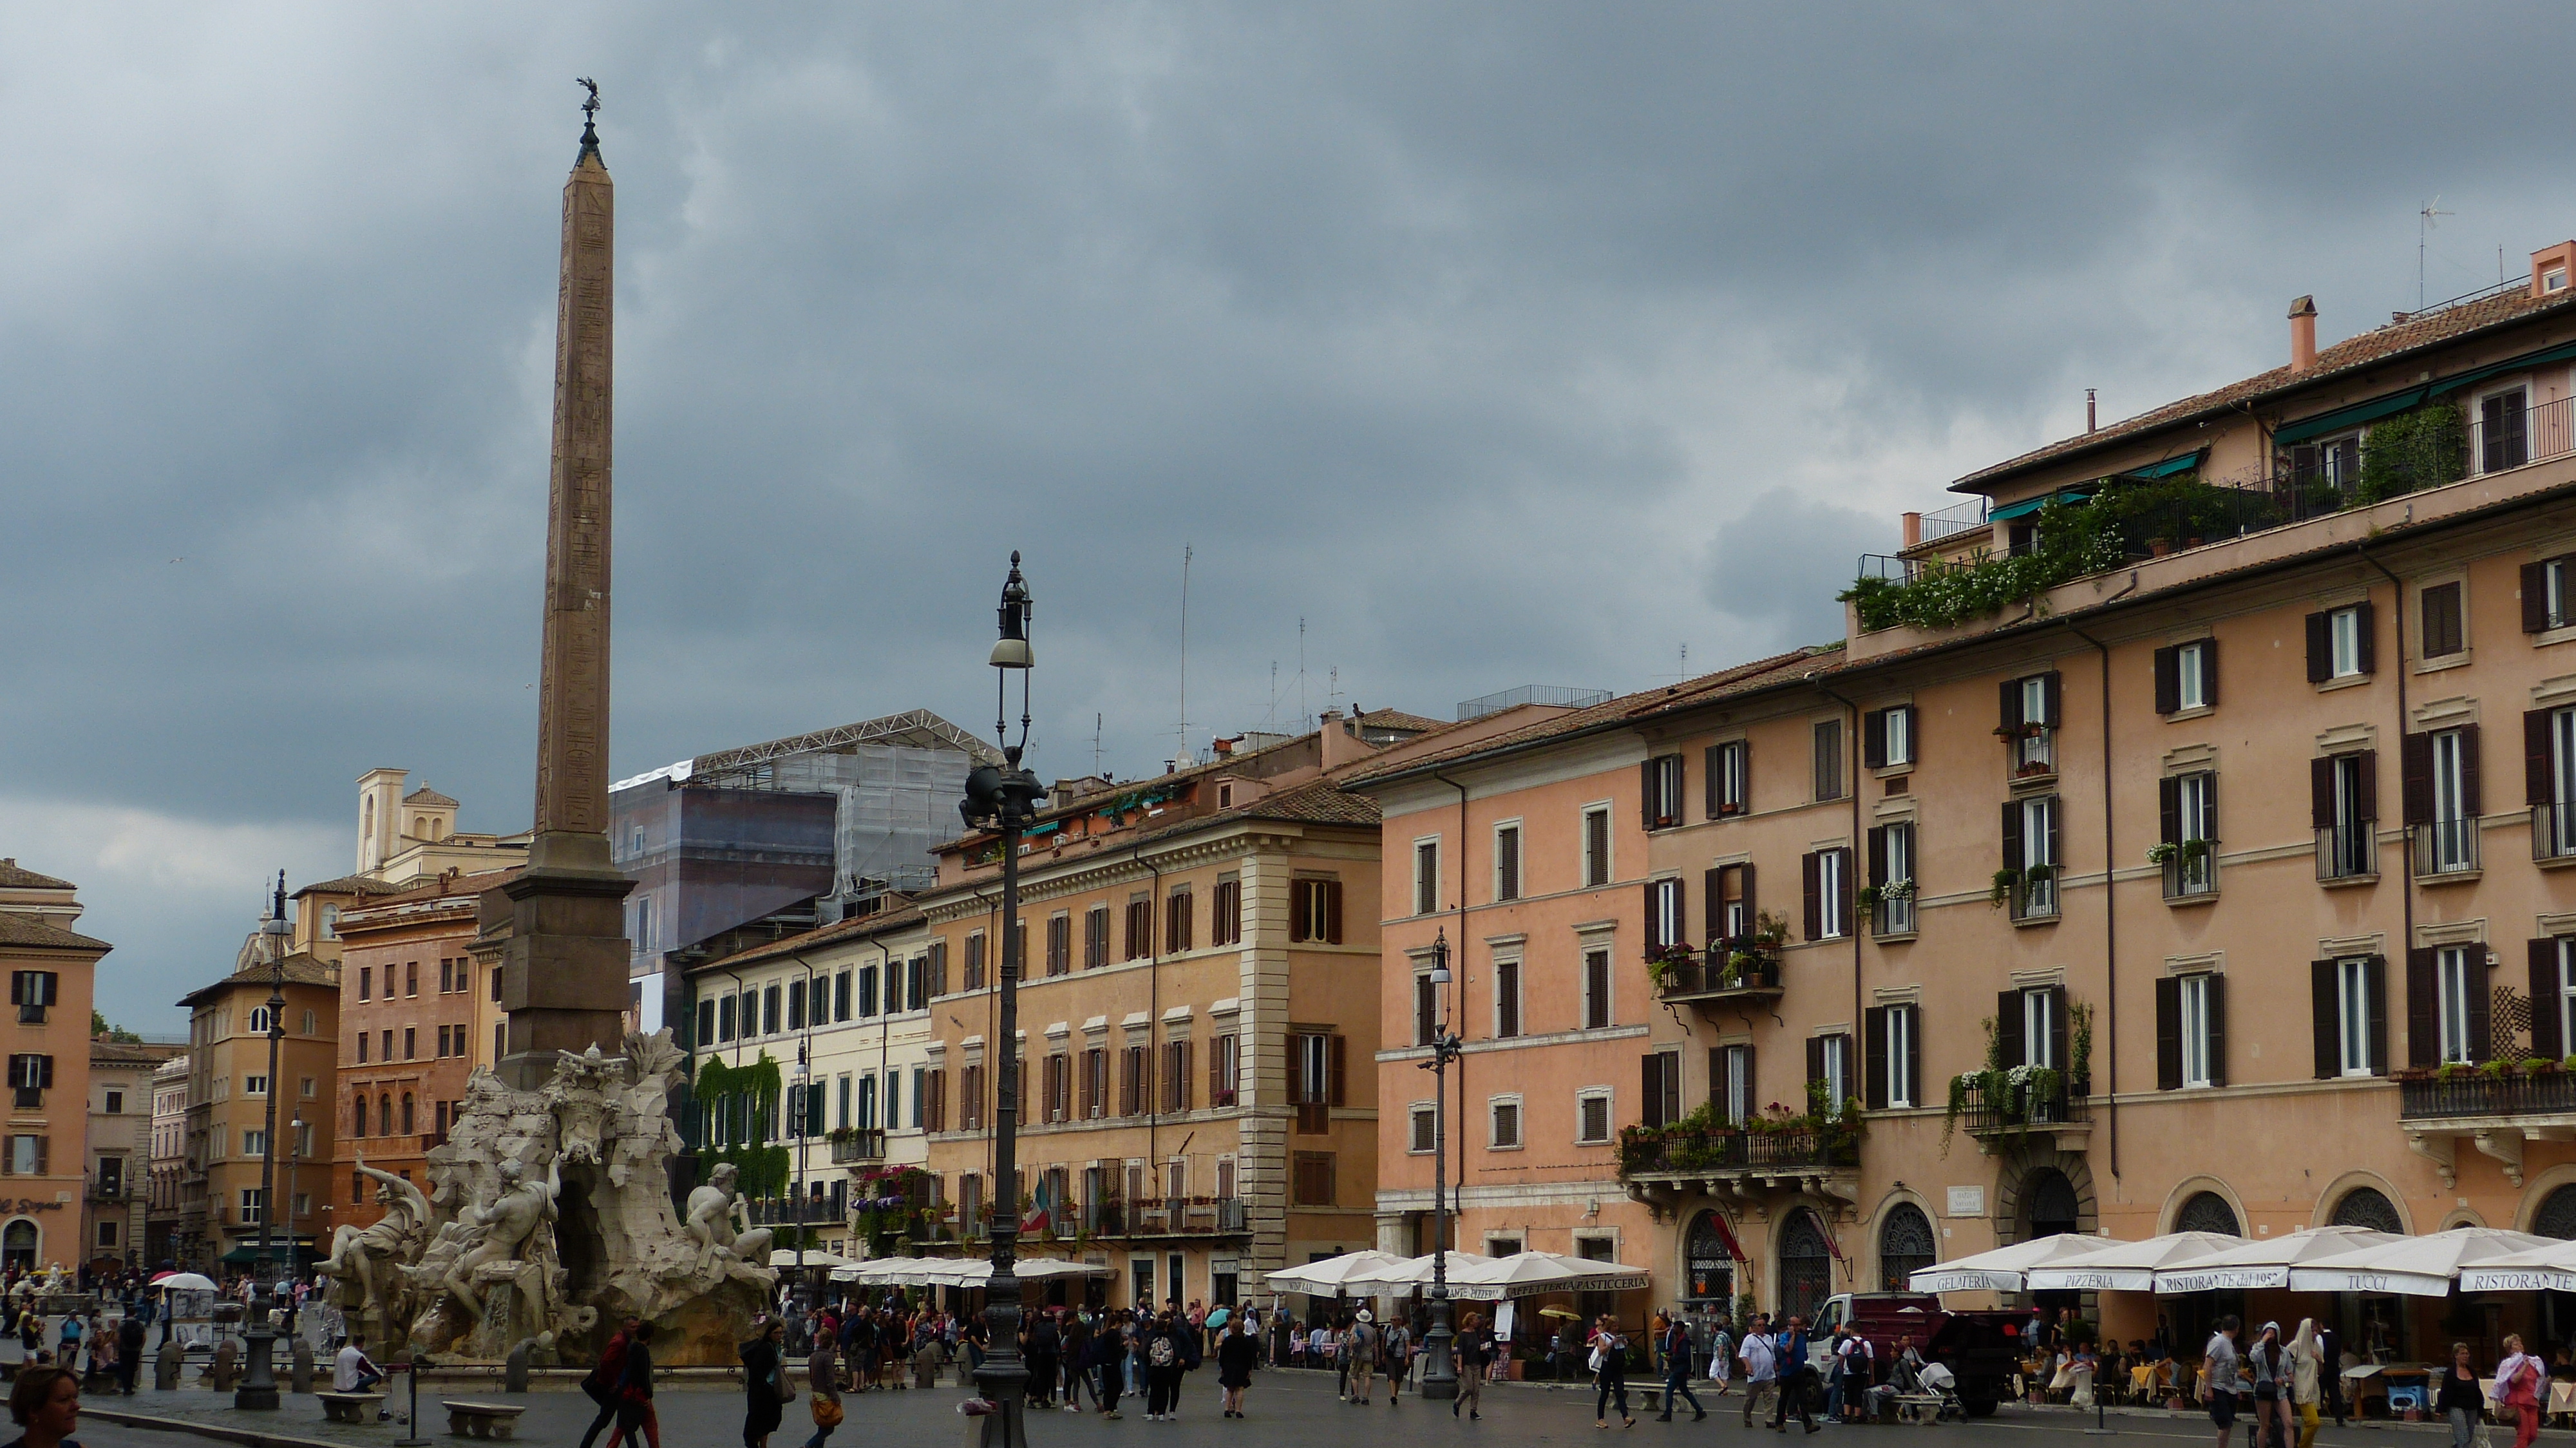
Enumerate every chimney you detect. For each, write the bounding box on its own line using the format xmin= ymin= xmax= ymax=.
xmin=2289 ymin=296 xmax=2318 ymax=373
xmin=1318 ymin=708 xmax=1374 ymax=770
xmin=1900 ymin=511 xmax=1922 ymax=549
xmin=2532 ymin=242 xmax=2576 ymax=300
xmin=2085 ymin=388 xmax=2098 ymax=433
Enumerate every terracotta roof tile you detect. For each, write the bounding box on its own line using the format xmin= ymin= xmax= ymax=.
xmin=0 ymin=915 xmax=109 ymax=953
xmin=402 ymin=785 xmax=459 ymax=807
xmin=292 ymin=874 xmax=413 ymax=900
xmin=700 ymin=900 xmax=929 ymax=973
xmin=0 ymin=860 xmax=75 ymax=891
xmin=1354 ymin=708 xmax=1447 ymax=734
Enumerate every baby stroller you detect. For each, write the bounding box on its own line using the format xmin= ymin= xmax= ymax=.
xmin=1903 ymin=1361 xmax=1967 ymax=1424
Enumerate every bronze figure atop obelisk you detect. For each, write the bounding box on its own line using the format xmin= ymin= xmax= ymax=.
xmin=498 ymin=81 xmax=634 ymax=1089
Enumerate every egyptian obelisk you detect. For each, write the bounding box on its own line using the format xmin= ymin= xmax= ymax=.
xmin=499 ymin=84 xmax=635 ymax=1089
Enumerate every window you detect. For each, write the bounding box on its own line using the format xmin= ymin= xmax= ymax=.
xmin=1493 ymin=958 xmax=1522 ymax=1039
xmin=2001 ymin=672 xmax=2060 ymax=774
xmin=7 ymin=972 xmax=54 ymax=1024
xmin=96 ymin=1220 xmax=117 ymax=1249
xmin=242 ymin=1129 xmax=266 ymax=1157
xmin=1576 ymin=1091 xmax=1613 ymax=1144
xmin=1645 ymin=877 xmax=1685 ymax=950
xmin=300 ymin=1076 xmax=316 ymax=1098
xmin=402 ymin=1028 xmax=416 ymax=1061
xmin=1210 ymin=1033 xmax=1238 ymax=1106
xmin=761 ymin=984 xmax=780 ymax=1033
xmin=960 ymin=1063 xmax=986 ymax=1130
xmin=2177 ymin=975 xmax=2219 ymax=1088
xmin=1117 ymin=1046 xmax=1148 ymax=1118
xmin=2002 ymin=794 xmax=2061 ymax=920
xmin=1812 ymin=719 xmax=1845 ymax=801
xmin=102 ymin=1090 xmax=122 ymax=1115
xmin=2438 ymin=946 xmax=2480 ymax=1065
xmin=247 ymin=1007 xmax=272 ymax=1035
xmin=1413 ymin=840 xmax=1441 ymax=916
xmin=1493 ymin=825 xmax=1522 ymax=902
xmin=2313 ymin=955 xmax=2385 ymax=1079
xmin=357 ymin=967 xmax=372 ymax=1003
xmin=716 ymin=994 xmax=736 ymax=1042
xmin=1490 ymin=1098 xmax=1522 ymax=1149
xmin=2407 ymin=725 xmax=2481 ymax=875
xmin=2313 ymin=751 xmax=2379 ymax=879
xmin=1166 ymin=887 xmax=1194 ymax=953
xmin=1408 ymin=1104 xmax=1437 ymax=1154
xmin=406 ymin=961 xmax=418 ymax=996
xmin=1084 ymin=906 xmax=1110 ymax=967
xmin=1291 ymin=1152 xmax=1335 ymax=1206
xmin=1211 ymin=878 xmax=1241 ymax=946
xmin=243 ymin=1074 xmax=267 ymax=1097
xmin=1707 ymin=739 xmax=1749 ymax=818
xmin=1802 ymin=846 xmax=1851 ymax=940
xmin=2154 ymin=640 xmax=2218 ymax=714
xmin=1125 ymin=897 xmax=1153 ymax=960
xmin=965 ymin=933 xmax=988 ymax=991
xmin=787 ymin=979 xmax=806 ymax=1031
xmin=1707 ymin=862 xmax=1754 ymax=945
xmin=1290 ymin=1031 xmax=1345 ymax=1132
xmin=1866 ymin=1005 xmax=1917 ymax=1110
xmin=238 ymin=1188 xmax=264 ymax=1224
xmin=2481 ymin=386 xmax=2531 ymax=473
xmin=1863 ymin=705 xmax=1915 ymax=770
xmin=1160 ymin=1039 xmax=1192 ymax=1113
xmin=2522 ymin=555 xmax=2576 ymax=633
xmin=1866 ymin=823 xmax=1915 ymax=934
xmin=2307 ymin=602 xmax=2375 ymax=681
xmin=2287 ymin=433 xmax=2362 ymax=492
xmin=834 ymin=970 xmax=851 ymax=1022
xmin=1640 ymin=1049 xmax=1682 ymax=1129
xmin=1414 ymin=969 xmax=1439 ymax=1047
xmin=1643 ymin=754 xmax=1685 ymax=830
xmin=5 ymin=1135 xmax=46 ymax=1176
xmin=1717 ymin=1043 xmax=1753 ymax=1124
xmin=2159 ymin=771 xmax=2219 ymax=897
xmin=1582 ymin=948 xmax=1613 ymax=1030
xmin=1582 ymin=806 xmax=1613 ymax=888
xmin=302 ymin=1010 xmax=316 ymax=1034
xmin=1289 ymin=879 xmax=1343 ymax=943
xmin=1808 ymin=1034 xmax=1850 ymax=1110
xmin=2421 ymin=582 xmax=2465 ymax=659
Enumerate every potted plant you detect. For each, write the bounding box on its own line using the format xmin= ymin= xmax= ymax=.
xmin=1989 ymin=868 xmax=2022 ymax=908
xmin=2145 ymin=842 xmax=2178 ymax=866
xmin=1643 ymin=940 xmax=1696 ymax=989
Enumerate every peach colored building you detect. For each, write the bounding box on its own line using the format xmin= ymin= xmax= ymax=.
xmin=1351 ymin=243 xmax=2576 ymax=1364
xmin=0 ymin=861 xmax=109 ymax=1275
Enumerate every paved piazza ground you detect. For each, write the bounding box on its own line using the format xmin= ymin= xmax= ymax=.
xmin=52 ymin=1367 xmax=2529 ymax=1448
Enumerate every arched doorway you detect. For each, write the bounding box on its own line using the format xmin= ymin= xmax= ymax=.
xmin=1878 ymin=1203 xmax=1935 ymax=1292
xmin=2177 ymin=1191 xmax=2240 ymax=1235
xmin=2025 ymin=1168 xmax=2079 ymax=1238
xmin=1 ymin=1220 xmax=35 ymax=1272
xmin=1684 ymin=1211 xmax=1736 ymax=1309
xmin=2332 ymin=1187 xmax=2404 ymax=1234
xmin=1779 ymin=1210 xmax=1833 ymax=1324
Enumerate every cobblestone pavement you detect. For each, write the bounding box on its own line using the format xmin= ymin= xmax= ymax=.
xmin=57 ymin=1368 xmax=2517 ymax=1448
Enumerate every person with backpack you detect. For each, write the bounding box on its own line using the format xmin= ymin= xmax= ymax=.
xmin=1347 ymin=1309 xmax=1381 ymax=1405
xmin=1141 ymin=1311 xmax=1186 ymax=1420
xmin=1381 ymin=1314 xmax=1413 ymax=1405
xmin=1655 ymin=1311 xmax=1705 ymax=1422
xmin=1589 ymin=1314 xmax=1634 ymax=1429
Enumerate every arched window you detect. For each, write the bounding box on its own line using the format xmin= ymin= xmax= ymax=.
xmin=350 ymin=1093 xmax=366 ymax=1138
xmin=401 ymin=1094 xmax=415 ymax=1134
xmin=247 ymin=1007 xmax=272 ymax=1036
xmin=2177 ymin=1190 xmax=2240 ymax=1236
xmin=2332 ymin=1186 xmax=2405 ymax=1235
xmin=1 ymin=1220 xmax=35 ymax=1271
xmin=1879 ymin=1203 xmax=1937 ymax=1291
xmin=2537 ymin=1185 xmax=2576 ymax=1241
xmin=1685 ymin=1211 xmax=1737 ymax=1304
xmin=1779 ymin=1208 xmax=1833 ymax=1324
xmin=2025 ymin=1168 xmax=2080 ymax=1237
xmin=378 ymin=1094 xmax=392 ymax=1137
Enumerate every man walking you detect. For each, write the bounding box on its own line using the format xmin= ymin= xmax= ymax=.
xmin=1770 ymin=1315 xmax=1819 ymax=1433
xmin=1739 ymin=1315 xmax=1777 ymax=1427
xmin=2199 ymin=1317 xmax=2243 ymax=1448
xmin=1381 ymin=1313 xmax=1412 ymax=1405
xmin=1347 ymin=1310 xmax=1381 ymax=1405
xmin=1655 ymin=1311 xmax=1705 ymax=1422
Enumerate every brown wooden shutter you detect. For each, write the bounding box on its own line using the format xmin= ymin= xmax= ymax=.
xmin=2460 ymin=723 xmax=2484 ymax=817
xmin=1801 ymin=852 xmax=1822 ymax=940
xmin=2354 ymin=600 xmax=2377 ymax=674
xmin=2155 ymin=976 xmax=2182 ymax=1091
xmin=2204 ymin=773 xmax=2219 ymax=841
xmin=1323 ymin=881 xmax=1344 ymax=944
xmin=2535 ymin=940 xmax=2565 ymax=1062
xmin=2305 ymin=610 xmax=2331 ymax=682
xmin=2040 ymin=671 xmax=2062 ymax=727
xmin=2531 ymin=710 xmax=2560 ymax=807
xmin=2153 ymin=646 xmax=2179 ymax=716
xmin=1641 ymin=1053 xmax=1664 ymax=1129
xmin=2357 ymin=749 xmax=2380 ymax=822
xmin=2401 ymin=733 xmax=2434 ymax=824
xmin=1900 ymin=1007 xmax=1918 ymax=1106
xmin=1641 ymin=759 xmax=1660 ymax=826
xmin=1078 ymin=1053 xmax=1094 ymax=1119
xmin=2467 ymin=958 xmax=2494 ymax=1063
xmin=1863 ymin=710 xmax=1887 ymax=770
xmin=2366 ymin=955 xmax=2390 ymax=1077
xmin=1708 ymin=1046 xmax=1727 ymax=1112
xmin=2311 ymin=960 xmax=2340 ymax=1080
xmin=1703 ymin=745 xmax=1723 ymax=817
xmin=2406 ymin=948 xmax=2437 ymax=1067
xmin=2044 ymin=797 xmax=2062 ymax=872
xmin=1329 ymin=1034 xmax=1347 ymax=1106
xmin=1804 ymin=1036 xmax=1826 ymax=1090
xmin=1179 ymin=1041 xmax=1194 ymax=1110
xmin=1866 ymin=826 xmax=1887 ymax=888
xmin=1703 ymin=868 xmax=1723 ymax=944
xmin=2311 ymin=757 xmax=2336 ymax=830
xmin=2046 ymin=986 xmax=2069 ymax=1071
xmin=2204 ymin=975 xmax=2227 ymax=1087
xmin=1864 ymin=1007 xmax=1889 ymax=1111
xmin=1996 ymin=989 xmax=2025 ymax=1067
xmin=2202 ymin=638 xmax=2219 ymax=707
xmin=1998 ymin=678 xmax=2022 ymax=732
xmin=2159 ymin=777 xmax=2181 ymax=847
xmin=2526 ymin=562 xmax=2553 ymax=633
xmin=2000 ymin=800 xmax=2023 ymax=872
xmin=1740 ymin=861 xmax=1757 ymax=926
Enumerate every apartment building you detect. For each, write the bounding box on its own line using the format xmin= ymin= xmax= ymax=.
xmin=86 ymin=1039 xmax=182 ymax=1273
xmin=0 ymin=861 xmax=108 ymax=1274
xmin=176 ymin=927 xmax=337 ymax=1275
xmin=330 ymin=868 xmax=513 ymax=1235
xmin=146 ymin=1055 xmax=187 ymax=1267
xmin=689 ymin=902 xmax=936 ymax=1256
xmin=1351 ymin=242 xmax=2576 ymax=1357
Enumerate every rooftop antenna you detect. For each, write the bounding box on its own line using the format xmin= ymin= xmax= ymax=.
xmin=1297 ymin=617 xmax=1307 ymax=727
xmin=1175 ymin=543 xmax=1193 ymax=763
xmin=2419 ymin=196 xmax=2451 ymax=312
xmin=1094 ymin=712 xmax=1103 ymax=779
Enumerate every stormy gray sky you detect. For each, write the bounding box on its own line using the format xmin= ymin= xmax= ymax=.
xmin=6 ymin=3 xmax=2571 ymax=1030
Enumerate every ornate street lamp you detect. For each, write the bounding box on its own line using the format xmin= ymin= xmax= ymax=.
xmin=236 ymin=872 xmax=291 ymax=1410
xmin=1417 ymin=928 xmax=1465 ymax=1401
xmin=959 ymin=553 xmax=1046 ymax=1448
xmin=791 ymin=1038 xmax=812 ymax=1315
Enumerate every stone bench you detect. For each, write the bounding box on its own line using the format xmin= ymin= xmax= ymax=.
xmin=318 ymin=1391 xmax=384 ymax=1424
xmin=441 ymin=1400 xmax=527 ymax=1440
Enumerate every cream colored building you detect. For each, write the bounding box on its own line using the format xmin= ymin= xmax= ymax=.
xmin=146 ymin=1054 xmax=187 ymax=1267
xmin=353 ymin=770 xmax=529 ymax=888
xmin=176 ymin=922 xmax=337 ymax=1276
xmin=84 ymin=1039 xmax=181 ymax=1273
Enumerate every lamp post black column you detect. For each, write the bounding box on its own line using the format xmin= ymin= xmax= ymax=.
xmin=792 ymin=1037 xmax=811 ymax=1318
xmin=236 ymin=872 xmax=291 ymax=1410
xmin=965 ymin=554 xmax=1046 ymax=1448
xmin=1417 ymin=929 xmax=1463 ymax=1401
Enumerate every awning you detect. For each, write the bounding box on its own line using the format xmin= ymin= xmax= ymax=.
xmin=2120 ymin=451 xmax=2206 ymax=481
xmin=2275 ymin=338 xmax=2576 ymax=446
xmin=218 ymin=1244 xmax=314 ymax=1267
xmin=1989 ymin=489 xmax=2093 ymax=522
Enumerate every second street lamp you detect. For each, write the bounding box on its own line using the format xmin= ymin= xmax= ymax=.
xmin=960 ymin=553 xmax=1046 ymax=1448
xmin=1417 ymin=928 xmax=1464 ymax=1401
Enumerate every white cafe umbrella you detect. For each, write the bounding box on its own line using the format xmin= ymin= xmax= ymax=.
xmin=1450 ymin=1250 xmax=1654 ymax=1300
xmin=1259 ymin=1250 xmax=1412 ymax=1297
xmin=1908 ymin=1235 xmax=2125 ymax=1295
xmin=2025 ymin=1232 xmax=2242 ymax=1293
xmin=2459 ymin=1238 xmax=2576 ymax=1294
xmin=2289 ymin=1226 xmax=2553 ymax=1297
xmin=153 ymin=1273 xmax=219 ymax=1294
xmin=1336 ymin=1251 xmax=1495 ymax=1293
xmin=829 ymin=1257 xmax=1112 ymax=1288
xmin=772 ymin=1250 xmax=851 ymax=1270
xmin=2152 ymin=1226 xmax=2404 ymax=1294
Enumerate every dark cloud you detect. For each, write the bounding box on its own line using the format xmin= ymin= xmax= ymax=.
xmin=7 ymin=2 xmax=2576 ymax=1025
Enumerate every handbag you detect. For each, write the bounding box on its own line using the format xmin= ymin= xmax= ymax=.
xmin=812 ymin=1395 xmax=845 ymax=1429
xmin=775 ymin=1367 xmax=797 ymax=1405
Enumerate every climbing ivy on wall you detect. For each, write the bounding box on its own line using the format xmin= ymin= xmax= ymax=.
xmin=696 ymin=1052 xmax=791 ymax=1200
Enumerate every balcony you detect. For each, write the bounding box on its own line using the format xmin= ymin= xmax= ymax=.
xmin=831 ymin=1129 xmax=887 ymax=1165
xmin=2316 ymin=824 xmax=2378 ymax=882
xmin=1653 ymin=946 xmax=1783 ymax=1009
xmin=2002 ymin=868 xmax=2059 ymax=924
xmin=2533 ymin=803 xmax=2576 ymax=863
xmin=1618 ymin=1121 xmax=1860 ymax=1219
xmin=1959 ymin=1076 xmax=2090 ymax=1152
xmin=2159 ymin=843 xmax=2217 ymax=901
xmin=2005 ymin=727 xmax=2057 ymax=783
xmin=2397 ymin=1067 xmax=2576 ymax=1188
xmin=1074 ymin=1197 xmax=1249 ymax=1241
xmin=2411 ymin=818 xmax=2481 ymax=879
